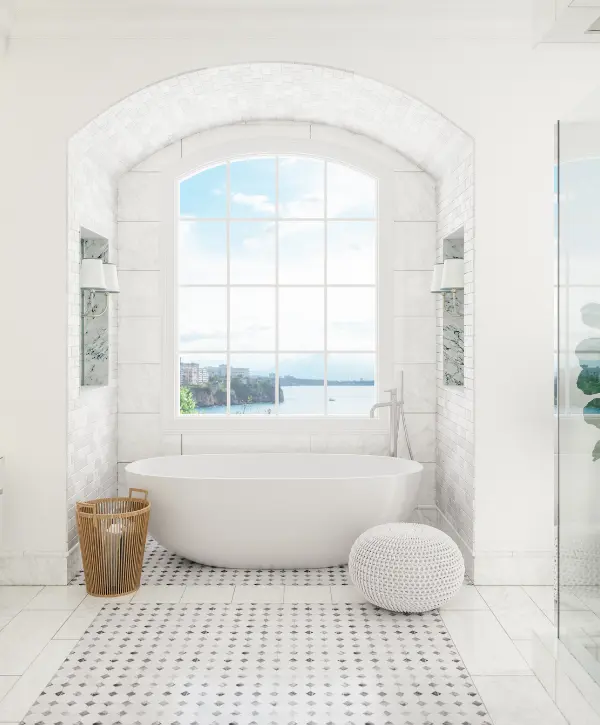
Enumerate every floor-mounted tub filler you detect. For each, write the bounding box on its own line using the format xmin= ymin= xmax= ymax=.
xmin=126 ymin=453 xmax=422 ymax=569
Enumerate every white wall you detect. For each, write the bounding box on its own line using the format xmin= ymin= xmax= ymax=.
xmin=436 ymin=153 xmax=476 ymax=575
xmin=1 ymin=4 xmax=600 ymax=583
xmin=115 ymin=123 xmax=438 ymax=504
xmin=65 ymin=151 xmax=118 ymax=582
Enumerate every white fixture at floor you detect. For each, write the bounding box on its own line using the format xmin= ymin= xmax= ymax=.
xmin=126 ymin=453 xmax=423 ymax=569
xmin=348 ymin=522 xmax=465 ymax=612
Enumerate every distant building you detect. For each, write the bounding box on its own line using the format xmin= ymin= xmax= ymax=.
xmin=206 ymin=364 xmax=250 ymax=379
xmin=180 ymin=362 xmax=208 ymax=385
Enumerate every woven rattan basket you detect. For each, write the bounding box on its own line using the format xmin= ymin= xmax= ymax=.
xmin=76 ymin=488 xmax=151 ymax=597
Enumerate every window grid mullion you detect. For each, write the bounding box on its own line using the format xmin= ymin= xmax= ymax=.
xmin=226 ymin=161 xmax=231 ymax=414
xmin=324 ymin=160 xmax=329 ymax=415
xmin=177 ymin=155 xmax=377 ymax=418
xmin=275 ymin=155 xmax=280 ymax=414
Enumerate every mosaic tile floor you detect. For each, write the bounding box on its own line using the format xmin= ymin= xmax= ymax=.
xmin=23 ymin=601 xmax=492 ymax=725
xmin=71 ymin=536 xmax=350 ymax=586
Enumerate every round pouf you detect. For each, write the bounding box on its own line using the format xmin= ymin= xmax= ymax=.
xmin=349 ymin=523 xmax=465 ymax=613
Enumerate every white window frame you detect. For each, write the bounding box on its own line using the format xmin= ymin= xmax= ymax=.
xmin=161 ymin=130 xmax=395 ymax=434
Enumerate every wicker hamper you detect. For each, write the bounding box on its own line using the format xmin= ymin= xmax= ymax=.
xmin=76 ymin=488 xmax=151 ymax=597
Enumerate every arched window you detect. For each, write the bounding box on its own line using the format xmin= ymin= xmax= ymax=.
xmin=176 ymin=154 xmax=378 ymax=417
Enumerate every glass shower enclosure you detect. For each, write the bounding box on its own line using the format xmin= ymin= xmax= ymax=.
xmin=556 ymin=119 xmax=600 ymax=681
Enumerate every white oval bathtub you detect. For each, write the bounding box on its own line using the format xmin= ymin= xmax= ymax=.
xmin=126 ymin=453 xmax=423 ymax=569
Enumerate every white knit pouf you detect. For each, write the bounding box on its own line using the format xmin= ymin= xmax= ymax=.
xmin=349 ymin=523 xmax=465 ymax=613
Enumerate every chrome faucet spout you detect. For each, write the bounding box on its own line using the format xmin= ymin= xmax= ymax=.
xmin=369 ymin=402 xmax=389 ymax=418
xmin=371 ymin=375 xmax=414 ymax=459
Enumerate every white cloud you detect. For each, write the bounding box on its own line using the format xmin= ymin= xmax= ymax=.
xmin=232 ymin=192 xmax=275 ymax=215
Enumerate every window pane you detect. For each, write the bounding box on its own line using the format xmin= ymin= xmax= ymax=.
xmin=328 ymin=287 xmax=376 ymax=350
xmin=179 ymin=287 xmax=227 ymax=351
xmin=327 ymin=222 xmax=376 ymax=284
xmin=230 ymin=221 xmax=276 ymax=284
xmin=327 ymin=353 xmax=375 ymax=415
xmin=327 ymin=162 xmax=376 ymax=219
xmin=230 ymin=287 xmax=275 ymax=350
xmin=179 ymin=354 xmax=227 ymax=415
xmin=180 ymin=164 xmax=226 ymax=218
xmin=279 ymin=222 xmax=324 ymax=284
xmin=230 ymin=354 xmax=277 ymax=415
xmin=279 ymin=156 xmax=324 ymax=218
xmin=279 ymin=353 xmax=325 ymax=415
xmin=279 ymin=288 xmax=324 ymax=351
xmin=179 ymin=221 xmax=227 ymax=285
xmin=230 ymin=157 xmax=276 ymax=218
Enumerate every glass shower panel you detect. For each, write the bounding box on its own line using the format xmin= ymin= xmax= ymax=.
xmin=557 ymin=121 xmax=600 ymax=683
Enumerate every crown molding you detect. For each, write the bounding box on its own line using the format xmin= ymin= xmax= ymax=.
xmin=8 ymin=1 xmax=533 ymax=41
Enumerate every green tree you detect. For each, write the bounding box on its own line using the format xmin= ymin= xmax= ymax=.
xmin=180 ymin=386 xmax=196 ymax=415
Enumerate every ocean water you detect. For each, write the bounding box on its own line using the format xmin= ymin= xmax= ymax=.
xmin=194 ymin=384 xmax=374 ymax=416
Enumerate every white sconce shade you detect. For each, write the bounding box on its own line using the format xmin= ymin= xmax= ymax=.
xmin=80 ymin=259 xmax=107 ymax=290
xmin=430 ymin=264 xmax=444 ymax=293
xmin=103 ymin=263 xmax=120 ymax=294
xmin=441 ymin=259 xmax=464 ymax=291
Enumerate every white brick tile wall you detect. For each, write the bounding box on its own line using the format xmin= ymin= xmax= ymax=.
xmin=435 ymin=152 xmax=475 ymax=569
xmin=66 ymin=152 xmax=118 ymax=576
xmin=67 ymin=63 xmax=473 ymax=564
xmin=115 ymin=124 xmax=440 ymax=509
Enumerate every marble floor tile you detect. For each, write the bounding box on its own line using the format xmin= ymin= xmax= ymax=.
xmin=283 ymin=585 xmax=332 ymax=603
xmin=0 ymin=640 xmax=77 ymax=723
xmin=0 ymin=675 xmax=18 ymax=701
xmin=25 ymin=586 xmax=87 ymax=611
xmin=477 ymin=585 xmax=534 ymax=610
xmin=130 ymin=585 xmax=185 ymax=603
xmin=181 ymin=585 xmax=235 ymax=603
xmin=490 ymin=603 xmax=555 ymax=640
xmin=524 ymin=585 xmax=586 ymax=619
xmin=21 ymin=603 xmax=493 ymax=725
xmin=474 ymin=674 xmax=567 ymax=725
xmin=0 ymin=587 xmax=43 ymax=616
xmin=330 ymin=584 xmax=367 ymax=603
xmin=0 ymin=610 xmax=71 ymax=676
xmin=441 ymin=610 xmax=531 ymax=676
xmin=53 ymin=604 xmax=103 ymax=640
xmin=441 ymin=583 xmax=489 ymax=610
xmin=232 ymin=584 xmax=285 ymax=603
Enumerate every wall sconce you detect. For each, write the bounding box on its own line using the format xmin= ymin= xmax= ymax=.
xmin=80 ymin=259 xmax=119 ymax=318
xmin=430 ymin=259 xmax=464 ymax=315
xmin=440 ymin=259 xmax=464 ymax=293
xmin=430 ymin=264 xmax=444 ymax=293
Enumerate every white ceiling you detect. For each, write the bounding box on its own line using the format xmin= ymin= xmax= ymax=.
xmin=534 ymin=0 xmax=600 ymax=42
xmin=7 ymin=0 xmax=535 ymax=40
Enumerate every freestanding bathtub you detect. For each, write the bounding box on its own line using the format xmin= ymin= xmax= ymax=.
xmin=126 ymin=453 xmax=423 ymax=569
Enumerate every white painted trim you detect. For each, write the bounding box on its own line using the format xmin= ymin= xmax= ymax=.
xmin=158 ymin=127 xmax=399 ymax=434
xmin=0 ymin=550 xmax=69 ymax=585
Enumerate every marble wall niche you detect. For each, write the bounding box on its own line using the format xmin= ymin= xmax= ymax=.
xmin=443 ymin=231 xmax=464 ymax=386
xmin=81 ymin=233 xmax=109 ymax=386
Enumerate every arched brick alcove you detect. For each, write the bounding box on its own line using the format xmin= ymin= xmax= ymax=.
xmin=66 ymin=62 xmax=474 ymax=582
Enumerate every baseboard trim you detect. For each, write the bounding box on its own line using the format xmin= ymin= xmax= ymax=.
xmin=0 ymin=549 xmax=68 ymax=585
xmin=425 ymin=506 xmax=475 ymax=581
xmin=67 ymin=541 xmax=82 ymax=583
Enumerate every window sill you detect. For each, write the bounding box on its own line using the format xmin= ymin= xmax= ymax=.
xmin=163 ymin=414 xmax=388 ymax=435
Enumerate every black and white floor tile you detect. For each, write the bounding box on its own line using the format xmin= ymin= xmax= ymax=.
xmin=23 ymin=601 xmax=492 ymax=725
xmin=71 ymin=536 xmax=350 ymax=587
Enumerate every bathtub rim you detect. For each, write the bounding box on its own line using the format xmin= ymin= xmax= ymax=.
xmin=126 ymin=452 xmax=423 ymax=481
